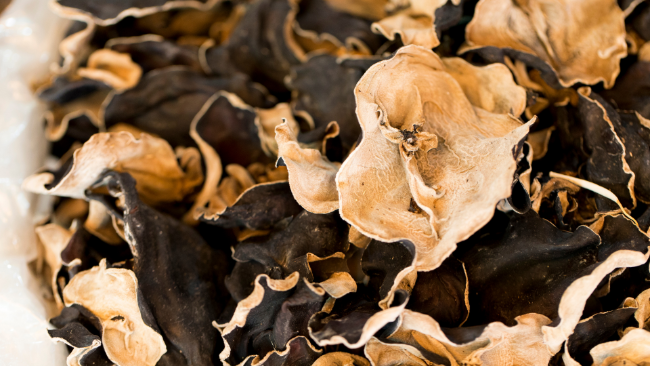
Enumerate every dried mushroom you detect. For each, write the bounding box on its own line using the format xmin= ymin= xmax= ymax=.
xmin=293 ymin=0 xmax=383 ymax=55
xmin=23 ymin=131 xmax=203 ymax=206
xmin=199 ymin=181 xmax=303 ymax=230
xmin=601 ymin=51 xmax=650 ymax=118
xmin=562 ymin=307 xmax=638 ymax=365
xmin=62 ymin=259 xmax=167 ymax=366
xmin=53 ymin=0 xmax=218 ymax=25
xmin=275 ymin=121 xmax=340 ymax=213
xmin=313 ymin=352 xmax=370 ymax=366
xmin=457 ymin=210 xmax=649 ymax=326
xmin=37 ymin=77 xmax=109 ymax=145
xmin=589 ymin=328 xmax=650 ymax=365
xmin=285 ymin=54 xmax=382 ymax=153
xmin=89 ymin=171 xmax=230 ymax=366
xmin=464 ymin=0 xmax=627 ymax=88
xmin=364 ymin=337 xmax=434 ymax=366
xmin=218 ymin=274 xmax=324 ymax=366
xmin=372 ymin=0 xmax=460 ymax=49
xmin=204 ymin=0 xmax=302 ymax=93
xmin=406 ymin=256 xmax=469 ymax=327
xmin=224 ymin=209 xmax=350 ymax=300
xmin=36 ymin=223 xmax=74 ymax=309
xmin=77 ymin=49 xmax=142 ymax=91
xmin=308 ymin=289 xmax=409 ymax=348
xmin=24 ymin=0 xmax=650 ymax=365
xmin=103 ymin=68 xmax=274 ymax=148
xmin=48 ymin=307 xmax=110 ymax=366
xmin=108 ymin=35 xmax=204 ymax=73
xmin=338 ymin=45 xmax=532 ymax=272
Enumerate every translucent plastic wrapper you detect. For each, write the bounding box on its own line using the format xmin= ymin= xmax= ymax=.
xmin=0 ymin=1 xmax=69 ymax=365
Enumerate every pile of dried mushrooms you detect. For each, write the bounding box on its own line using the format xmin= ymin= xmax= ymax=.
xmin=23 ymin=0 xmax=650 ymax=365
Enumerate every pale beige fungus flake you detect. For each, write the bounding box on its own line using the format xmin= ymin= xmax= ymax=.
xmin=336 ymin=45 xmax=532 ymax=272
xmin=464 ymin=0 xmax=627 ymax=88
xmin=63 ymin=259 xmax=167 ymax=366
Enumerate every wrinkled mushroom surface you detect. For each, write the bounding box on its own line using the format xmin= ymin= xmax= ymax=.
xmin=338 ymin=45 xmax=531 ymax=272
xmin=465 ymin=0 xmax=627 ymax=88
xmin=31 ymin=1 xmax=650 ymax=365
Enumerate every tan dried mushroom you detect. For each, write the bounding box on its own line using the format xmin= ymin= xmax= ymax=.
xmin=23 ymin=131 xmax=203 ymax=206
xmin=62 ymin=259 xmax=167 ymax=366
xmin=589 ymin=328 xmax=650 ymax=366
xmin=464 ymin=0 xmax=627 ymax=88
xmin=372 ymin=0 xmax=460 ymax=49
xmin=77 ymin=49 xmax=143 ymax=91
xmin=331 ymin=45 xmax=532 ymax=272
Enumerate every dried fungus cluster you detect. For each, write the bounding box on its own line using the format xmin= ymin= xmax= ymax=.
xmin=22 ymin=0 xmax=650 ymax=365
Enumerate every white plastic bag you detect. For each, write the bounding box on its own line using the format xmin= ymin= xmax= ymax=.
xmin=0 ymin=1 xmax=70 ymax=365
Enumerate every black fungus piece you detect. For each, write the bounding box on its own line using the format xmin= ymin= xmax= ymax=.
xmin=308 ymin=289 xmax=408 ymax=347
xmin=240 ymin=336 xmax=322 ymax=366
xmin=619 ymin=0 xmax=639 ymax=12
xmin=296 ymin=121 xmax=345 ymax=163
xmin=433 ymin=0 xmax=464 ymax=36
xmin=201 ymin=182 xmax=304 ymax=230
xmin=638 ymin=203 xmax=650 ymax=232
xmin=601 ymin=60 xmax=650 ymax=119
xmin=624 ymin=117 xmax=650 ymax=206
xmin=205 ymin=0 xmax=302 ymax=94
xmin=590 ymin=97 xmax=650 ymax=204
xmin=195 ymin=221 xmax=239 ymax=253
xmin=308 ymin=255 xmax=350 ymax=283
xmin=103 ymin=68 xmax=273 ymax=148
xmin=193 ymin=93 xmax=272 ymax=167
xmin=573 ymin=92 xmax=635 ymax=209
xmin=51 ymin=116 xmax=100 ymax=158
xmin=51 ymin=304 xmax=103 ymax=339
xmin=441 ymin=323 xmax=489 ymax=345
xmin=49 ymin=305 xmax=113 ymax=366
xmin=109 ymin=39 xmax=203 ymax=73
xmin=630 ymin=3 xmax=650 ymax=41
xmin=225 ymin=210 xmax=349 ymax=300
xmin=48 ymin=323 xmax=110 ymax=366
xmin=38 ymin=77 xmax=109 ymax=105
xmin=565 ymin=307 xmax=637 ymax=365
xmin=599 ymin=258 xmax=650 ymax=312
xmin=407 ymin=256 xmax=469 ymax=328
xmin=61 ymin=226 xmax=132 ymax=279
xmin=232 ymin=211 xmax=349 ymax=278
xmin=508 ymin=141 xmax=532 ymax=214
xmin=457 ymin=210 xmax=649 ymax=326
xmin=272 ymin=281 xmax=326 ymax=350
xmin=222 ymin=276 xmax=325 ymax=365
xmin=49 ymin=321 xmax=99 ymax=349
xmin=287 ymin=54 xmax=383 ymax=153
xmin=463 ymin=46 xmax=564 ymax=90
xmin=530 ymin=176 xmax=600 ymax=232
xmin=227 ymin=260 xmax=273 ymax=303
xmin=55 ymin=0 xmax=212 ymax=23
xmin=551 ymin=90 xmax=635 ymax=210
xmin=361 ymin=240 xmax=415 ymax=302
xmin=295 ymin=0 xmax=384 ymax=53
xmin=89 ymin=171 xmax=230 ymax=366
xmin=37 ymin=77 xmax=108 ymax=154
xmin=536 ymin=187 xmax=582 ymax=232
